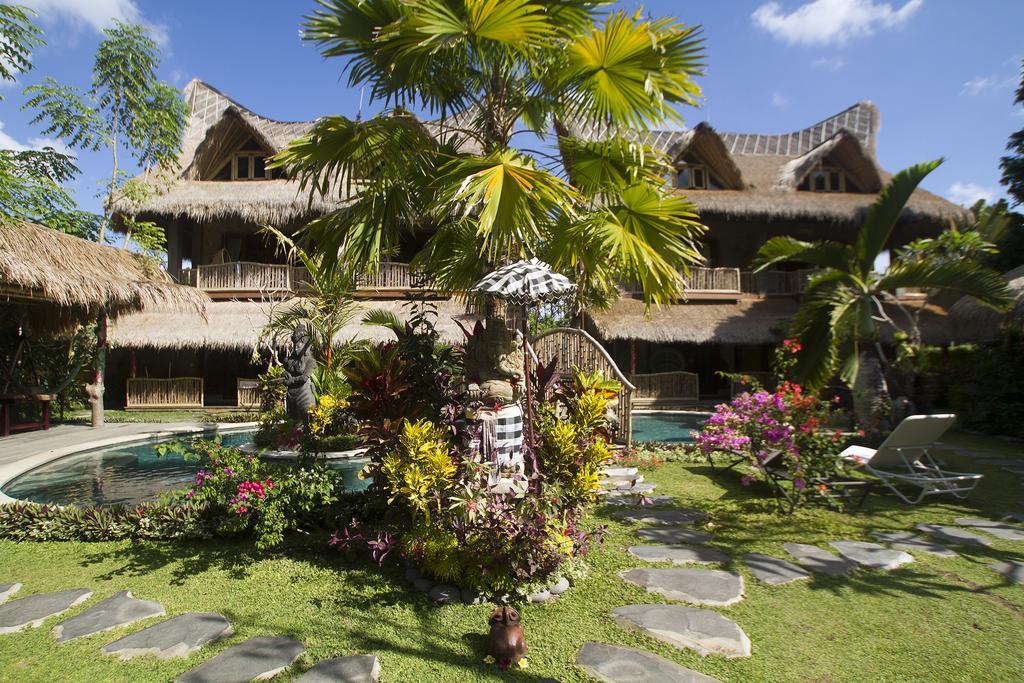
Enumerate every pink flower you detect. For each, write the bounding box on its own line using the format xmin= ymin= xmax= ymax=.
xmin=740 ymin=474 xmax=756 ymax=486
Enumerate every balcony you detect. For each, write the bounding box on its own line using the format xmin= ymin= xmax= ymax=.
xmin=739 ymin=269 xmax=816 ymax=296
xmin=621 ymin=267 xmax=743 ymax=300
xmin=177 ymin=261 xmax=429 ymax=298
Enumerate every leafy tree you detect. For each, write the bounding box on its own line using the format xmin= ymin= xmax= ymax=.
xmin=0 ymin=5 xmax=42 ymax=98
xmin=1001 ymin=59 xmax=1024 ymax=206
xmin=274 ymin=1 xmax=707 ymax=310
xmin=23 ymin=21 xmax=187 ymax=244
xmin=752 ymin=160 xmax=1014 ymax=436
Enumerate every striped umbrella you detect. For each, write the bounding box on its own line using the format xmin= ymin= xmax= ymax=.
xmin=469 ymin=258 xmax=575 ymax=305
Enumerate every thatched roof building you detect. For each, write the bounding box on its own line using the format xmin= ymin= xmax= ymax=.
xmin=0 ymin=222 xmax=207 ymax=328
xmin=949 ymin=265 xmax=1024 ymax=342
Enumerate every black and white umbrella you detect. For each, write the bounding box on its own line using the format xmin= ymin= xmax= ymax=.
xmin=469 ymin=257 xmax=575 ymax=305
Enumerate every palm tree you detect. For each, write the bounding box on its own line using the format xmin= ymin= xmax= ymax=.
xmin=752 ymin=160 xmax=1014 ymax=435
xmin=272 ymin=1 xmax=707 ymax=310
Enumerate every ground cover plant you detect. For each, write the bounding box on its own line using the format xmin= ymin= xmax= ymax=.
xmin=1 ymin=429 xmax=1021 ymax=682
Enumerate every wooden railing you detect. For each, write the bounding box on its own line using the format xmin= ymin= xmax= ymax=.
xmin=629 ymin=371 xmax=699 ymax=402
xmin=622 ymin=267 xmax=740 ymax=296
xmin=179 ymin=261 xmax=426 ymax=294
xmin=126 ymin=377 xmax=204 ymax=409
xmin=739 ymin=269 xmax=816 ymax=296
xmin=236 ymin=378 xmax=260 ymax=409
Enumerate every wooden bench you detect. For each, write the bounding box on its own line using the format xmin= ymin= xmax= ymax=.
xmin=0 ymin=393 xmax=52 ymax=437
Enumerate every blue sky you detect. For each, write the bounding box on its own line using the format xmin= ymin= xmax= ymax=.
xmin=1 ymin=0 xmax=1022 ymax=217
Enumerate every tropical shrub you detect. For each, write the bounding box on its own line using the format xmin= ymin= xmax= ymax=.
xmin=0 ymin=499 xmax=211 ymax=542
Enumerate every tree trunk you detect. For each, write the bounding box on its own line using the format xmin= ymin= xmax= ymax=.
xmin=851 ymin=351 xmax=891 ymax=444
xmin=86 ymin=310 xmax=107 ymax=428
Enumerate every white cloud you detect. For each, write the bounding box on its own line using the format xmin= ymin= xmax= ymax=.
xmin=947 ymin=181 xmax=998 ymax=206
xmin=0 ymin=121 xmax=69 ymax=154
xmin=960 ymin=76 xmax=998 ymax=97
xmin=20 ymin=0 xmax=169 ymax=46
xmin=812 ymin=56 xmax=846 ymax=70
xmin=771 ymin=92 xmax=790 ymax=108
xmin=752 ymin=0 xmax=923 ymax=46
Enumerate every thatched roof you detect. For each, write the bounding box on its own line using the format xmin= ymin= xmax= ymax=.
xmin=0 ymin=222 xmax=208 ymax=325
xmin=563 ymin=101 xmax=964 ymax=227
xmin=588 ymin=295 xmax=952 ymax=346
xmin=109 ymin=298 xmax=477 ymax=351
xmin=949 ymin=265 xmax=1024 ymax=342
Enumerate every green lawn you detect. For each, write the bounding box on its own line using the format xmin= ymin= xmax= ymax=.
xmin=61 ymin=409 xmax=257 ymax=425
xmin=1 ymin=430 xmax=1022 ymax=682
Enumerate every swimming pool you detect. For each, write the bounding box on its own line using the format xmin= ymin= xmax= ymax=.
xmin=1 ymin=430 xmax=370 ymax=507
xmin=631 ymin=412 xmax=709 ymax=444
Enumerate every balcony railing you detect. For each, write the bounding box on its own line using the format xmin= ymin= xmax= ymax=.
xmin=178 ymin=261 xmax=427 ymax=295
xmin=622 ymin=267 xmax=742 ymax=297
xmin=739 ymin=269 xmax=816 ymax=296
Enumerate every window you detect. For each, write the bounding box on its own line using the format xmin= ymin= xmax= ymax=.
xmin=798 ymin=164 xmax=859 ymax=193
xmin=674 ymin=162 xmax=720 ymax=190
xmin=231 ymin=152 xmax=269 ymax=181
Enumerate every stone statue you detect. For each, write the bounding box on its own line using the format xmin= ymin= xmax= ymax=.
xmin=283 ymin=323 xmax=316 ymax=422
xmin=464 ymin=317 xmax=525 ymax=402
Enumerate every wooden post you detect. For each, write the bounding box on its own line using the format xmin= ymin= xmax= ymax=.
xmin=86 ymin=309 xmax=107 ymax=428
xmin=630 ymin=339 xmax=637 ymax=375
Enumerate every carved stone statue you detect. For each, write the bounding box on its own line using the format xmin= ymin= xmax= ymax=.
xmin=283 ymin=323 xmax=316 ymax=422
xmin=464 ymin=317 xmax=525 ymax=402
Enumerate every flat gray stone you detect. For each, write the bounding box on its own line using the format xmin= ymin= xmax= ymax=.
xmin=602 ymin=467 xmax=639 ymax=477
xmin=549 ymin=577 xmax=570 ymax=595
xmin=989 ymin=561 xmax=1024 ymax=584
xmin=296 ymin=655 xmax=380 ymax=682
xmin=605 ymin=483 xmax=657 ymax=494
xmin=102 ymin=612 xmax=232 ymax=660
xmin=742 ymin=553 xmax=810 ymax=585
xmin=955 ymin=517 xmax=1024 ymax=541
xmin=783 ymin=543 xmax=855 ymax=576
xmin=603 ymin=495 xmax=674 ymax=507
xmin=612 ymin=604 xmax=750 ymax=658
xmin=576 ymin=642 xmax=721 ymax=682
xmin=870 ymin=531 xmax=958 ymax=558
xmin=613 ymin=509 xmax=706 ymax=526
xmin=53 ymin=590 xmax=164 ymax=642
xmin=461 ymin=588 xmax=483 ymax=605
xmin=917 ymin=524 xmax=992 ymax=548
xmin=628 ymin=545 xmax=728 ymax=565
xmin=528 ymin=590 xmax=552 ymax=603
xmin=429 ymin=584 xmax=459 ymax=604
xmin=637 ymin=528 xmax=712 ymax=545
xmin=619 ymin=568 xmax=744 ymax=607
xmin=602 ymin=474 xmax=644 ymax=487
xmin=177 ymin=636 xmax=305 ymax=683
xmin=829 ymin=540 xmax=914 ymax=570
xmin=0 ymin=588 xmax=92 ymax=634
xmin=0 ymin=584 xmax=21 ymax=605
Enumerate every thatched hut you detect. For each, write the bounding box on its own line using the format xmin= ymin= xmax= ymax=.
xmin=949 ymin=265 xmax=1024 ymax=342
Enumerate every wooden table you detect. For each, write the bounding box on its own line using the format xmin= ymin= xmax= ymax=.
xmin=0 ymin=394 xmax=52 ymax=437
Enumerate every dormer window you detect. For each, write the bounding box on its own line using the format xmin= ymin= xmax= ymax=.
xmin=233 ymin=152 xmax=268 ymax=181
xmin=674 ymin=162 xmax=722 ymax=190
xmin=798 ymin=163 xmax=861 ymax=193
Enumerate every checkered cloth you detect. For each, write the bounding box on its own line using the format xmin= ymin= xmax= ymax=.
xmin=469 ymin=258 xmax=576 ymax=305
xmin=473 ymin=405 xmax=525 ymax=486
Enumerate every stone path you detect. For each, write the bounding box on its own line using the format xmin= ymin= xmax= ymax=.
xmin=620 ymin=568 xmax=744 ymax=607
xmin=603 ymin=495 xmax=675 ymax=507
xmin=176 ymin=636 xmax=305 ymax=683
xmin=612 ymin=604 xmax=751 ymax=658
xmin=742 ymin=553 xmax=809 ymax=585
xmin=870 ymin=531 xmax=958 ymax=558
xmin=954 ymin=517 xmax=1024 ymax=541
xmin=628 ymin=545 xmax=729 ymax=565
xmin=0 ymin=588 xmax=92 ymax=634
xmin=829 ymin=541 xmax=914 ymax=570
xmin=989 ymin=561 xmax=1024 ymax=584
xmin=53 ymin=591 xmax=164 ymax=642
xmin=576 ymin=642 xmax=722 ymax=682
xmin=102 ymin=612 xmax=233 ymax=660
xmin=636 ymin=527 xmax=712 ymax=545
xmin=0 ymin=583 xmax=20 ymax=604
xmin=783 ymin=543 xmax=855 ymax=577
xmin=612 ymin=509 xmax=706 ymax=526
xmin=916 ymin=524 xmax=992 ymax=548
xmin=296 ymin=655 xmax=381 ymax=682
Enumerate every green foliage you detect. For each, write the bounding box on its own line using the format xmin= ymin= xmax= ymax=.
xmin=0 ymin=499 xmax=211 ymax=542
xmin=0 ymin=5 xmax=44 ymax=96
xmin=1001 ymin=58 xmax=1024 ymax=206
xmin=277 ymin=0 xmax=708 ymax=309
xmin=379 ymin=419 xmax=456 ymax=520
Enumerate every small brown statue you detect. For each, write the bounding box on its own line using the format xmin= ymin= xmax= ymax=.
xmin=488 ymin=606 xmax=528 ymax=669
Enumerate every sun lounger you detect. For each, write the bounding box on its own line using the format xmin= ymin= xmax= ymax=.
xmin=838 ymin=414 xmax=982 ymax=504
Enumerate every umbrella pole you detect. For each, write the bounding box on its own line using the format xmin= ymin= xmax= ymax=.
xmin=520 ymin=312 xmax=539 ymax=489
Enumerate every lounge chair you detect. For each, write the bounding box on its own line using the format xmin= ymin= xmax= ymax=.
xmin=758 ymin=449 xmax=877 ymax=512
xmin=839 ymin=414 xmax=983 ymax=504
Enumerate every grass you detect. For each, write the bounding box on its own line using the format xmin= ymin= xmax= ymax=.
xmin=0 ymin=430 xmax=1022 ymax=682
xmin=61 ymin=409 xmax=258 ymax=425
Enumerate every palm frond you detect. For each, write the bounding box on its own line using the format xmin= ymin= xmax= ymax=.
xmin=877 ymin=260 xmax=1015 ymax=311
xmin=752 ymin=236 xmax=854 ymax=273
xmin=559 ymin=135 xmax=669 ymax=194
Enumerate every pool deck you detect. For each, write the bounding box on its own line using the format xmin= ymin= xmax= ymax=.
xmin=0 ymin=422 xmax=255 ymax=503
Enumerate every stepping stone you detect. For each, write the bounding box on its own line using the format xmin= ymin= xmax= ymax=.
xmin=605 ymin=483 xmax=656 ymax=494
xmin=0 ymin=588 xmax=92 ymax=635
xmin=603 ymin=495 xmax=675 ymax=507
xmin=613 ymin=509 xmax=707 ymax=526
xmin=870 ymin=531 xmax=957 ymax=558
xmin=989 ymin=561 xmax=1024 ymax=584
xmin=916 ymin=524 xmax=991 ymax=548
xmin=742 ymin=553 xmax=810 ymax=585
xmin=177 ymin=636 xmax=305 ymax=683
xmin=297 ymin=655 xmax=380 ymax=682
xmin=955 ymin=517 xmax=1024 ymax=541
xmin=576 ymin=642 xmax=721 ymax=682
xmin=829 ymin=540 xmax=914 ymax=570
xmin=783 ymin=543 xmax=855 ymax=577
xmin=628 ymin=545 xmax=729 ymax=565
xmin=612 ymin=604 xmax=750 ymax=658
xmin=637 ymin=527 xmax=712 ymax=545
xmin=603 ymin=467 xmax=638 ymax=477
xmin=549 ymin=577 xmax=570 ymax=595
xmin=0 ymin=584 xmax=21 ymax=605
xmin=102 ymin=612 xmax=232 ymax=660
xmin=619 ymin=568 xmax=744 ymax=607
xmin=428 ymin=584 xmax=459 ymax=604
xmin=53 ymin=591 xmax=164 ymax=642
xmin=602 ymin=473 xmax=643 ymax=485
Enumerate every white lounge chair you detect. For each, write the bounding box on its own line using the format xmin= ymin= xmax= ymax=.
xmin=839 ymin=414 xmax=983 ymax=504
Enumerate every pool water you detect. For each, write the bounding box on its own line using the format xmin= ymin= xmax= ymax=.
xmin=632 ymin=412 xmax=709 ymax=444
xmin=2 ymin=430 xmax=370 ymax=507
